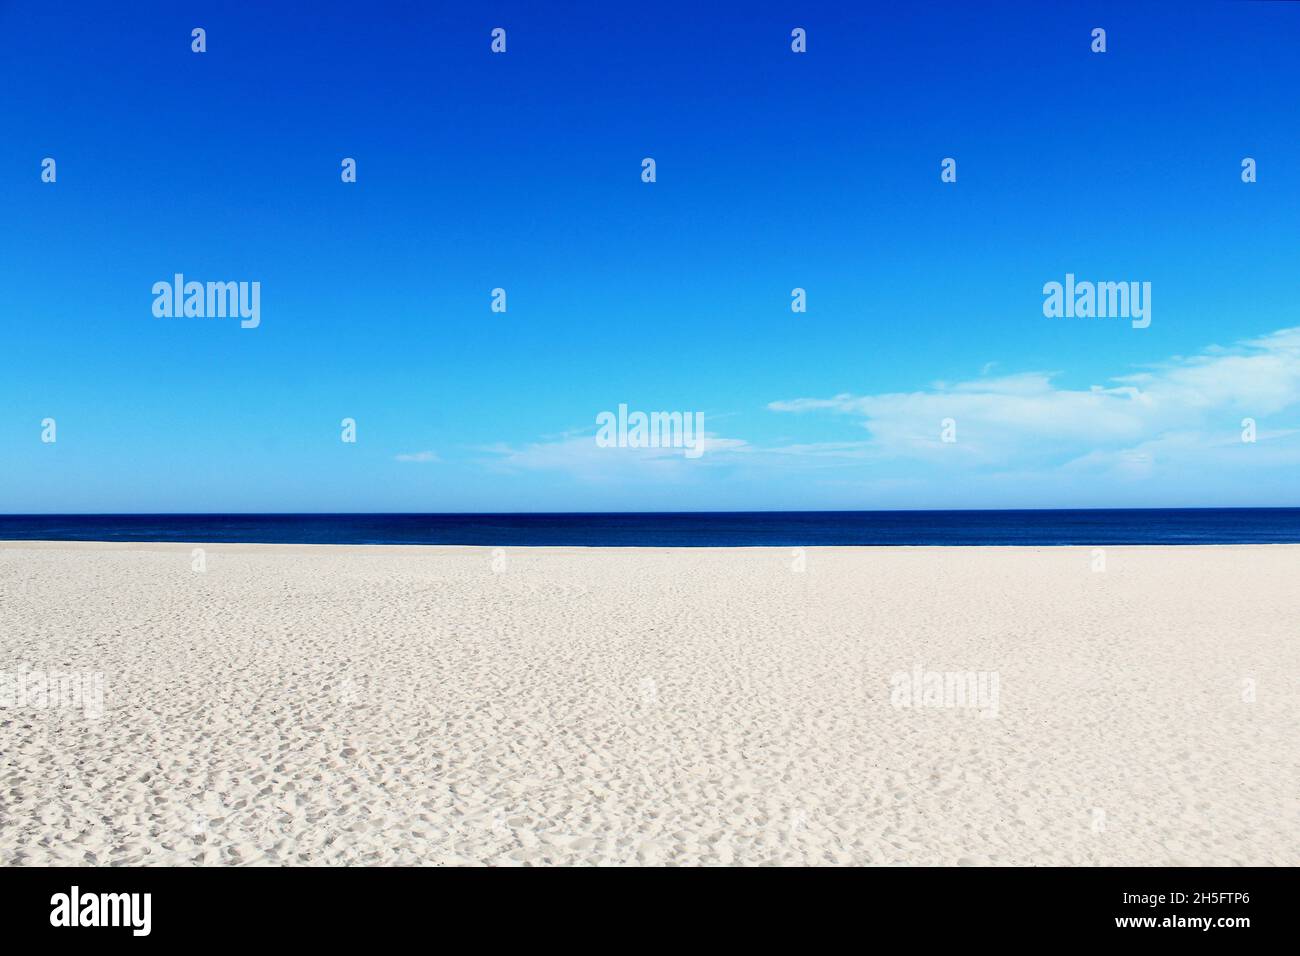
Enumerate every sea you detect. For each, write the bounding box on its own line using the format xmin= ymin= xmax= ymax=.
xmin=2 ymin=510 xmax=1299 ymax=546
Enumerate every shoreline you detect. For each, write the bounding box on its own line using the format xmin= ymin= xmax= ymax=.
xmin=7 ymin=539 xmax=1300 ymax=551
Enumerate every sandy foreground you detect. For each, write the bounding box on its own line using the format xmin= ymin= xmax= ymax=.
xmin=0 ymin=541 xmax=1296 ymax=866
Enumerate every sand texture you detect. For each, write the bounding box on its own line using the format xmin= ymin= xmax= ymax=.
xmin=1 ymin=542 xmax=1296 ymax=866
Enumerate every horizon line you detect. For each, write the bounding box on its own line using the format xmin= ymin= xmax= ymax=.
xmin=5 ymin=507 xmax=1300 ymax=518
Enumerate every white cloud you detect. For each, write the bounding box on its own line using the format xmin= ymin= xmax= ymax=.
xmin=481 ymin=432 xmax=748 ymax=481
xmin=394 ymin=450 xmax=439 ymax=463
xmin=768 ymin=326 xmax=1300 ymax=472
xmin=476 ymin=327 xmax=1300 ymax=506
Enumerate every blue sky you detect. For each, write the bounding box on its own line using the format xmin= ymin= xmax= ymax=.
xmin=3 ymin=1 xmax=1299 ymax=512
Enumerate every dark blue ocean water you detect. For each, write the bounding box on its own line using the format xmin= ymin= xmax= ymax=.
xmin=2 ymin=510 xmax=1300 ymax=546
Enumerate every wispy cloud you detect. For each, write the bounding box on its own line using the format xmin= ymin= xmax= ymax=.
xmin=472 ymin=327 xmax=1300 ymax=507
xmin=481 ymin=432 xmax=748 ymax=481
xmin=768 ymin=326 xmax=1300 ymax=475
xmin=394 ymin=450 xmax=439 ymax=463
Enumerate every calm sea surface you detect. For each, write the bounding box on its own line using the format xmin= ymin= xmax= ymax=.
xmin=2 ymin=510 xmax=1299 ymax=546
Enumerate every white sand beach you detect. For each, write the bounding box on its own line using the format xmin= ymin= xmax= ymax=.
xmin=1 ymin=542 xmax=1296 ymax=866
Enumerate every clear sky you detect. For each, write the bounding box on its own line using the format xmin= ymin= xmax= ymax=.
xmin=3 ymin=1 xmax=1299 ymax=513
